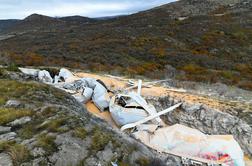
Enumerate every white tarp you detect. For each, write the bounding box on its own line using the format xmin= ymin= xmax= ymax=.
xmin=59 ymin=68 xmax=73 ymax=81
xmin=133 ymin=124 xmax=245 ymax=166
xmin=65 ymin=78 xmax=110 ymax=111
xmin=109 ymin=94 xmax=160 ymax=126
xmin=38 ymin=70 xmax=53 ymax=83
xmin=18 ymin=67 xmax=40 ymax=76
xmin=128 ymin=92 xmax=161 ymax=124
xmin=85 ymin=78 xmax=110 ymax=111
xmin=72 ymin=87 xmax=93 ymax=103
xmin=82 ymin=87 xmax=93 ymax=103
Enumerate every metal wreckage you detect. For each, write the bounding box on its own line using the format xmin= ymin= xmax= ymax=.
xmin=19 ymin=67 xmax=245 ymax=166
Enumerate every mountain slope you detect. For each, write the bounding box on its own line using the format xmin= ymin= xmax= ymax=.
xmin=0 ymin=19 xmax=20 ymax=32
xmin=0 ymin=0 xmax=251 ymax=90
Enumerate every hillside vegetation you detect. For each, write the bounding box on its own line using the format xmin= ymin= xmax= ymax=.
xmin=0 ymin=0 xmax=251 ymax=90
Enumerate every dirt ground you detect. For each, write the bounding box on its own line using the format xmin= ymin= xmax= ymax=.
xmin=75 ymin=72 xmax=249 ymax=112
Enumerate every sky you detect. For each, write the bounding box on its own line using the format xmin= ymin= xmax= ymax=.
xmin=0 ymin=0 xmax=176 ymax=19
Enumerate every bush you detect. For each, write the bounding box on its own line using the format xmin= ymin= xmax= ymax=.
xmin=181 ymin=64 xmax=205 ymax=74
xmin=6 ymin=63 xmax=20 ymax=72
xmin=221 ymin=71 xmax=233 ymax=79
xmin=238 ymin=81 xmax=252 ymax=91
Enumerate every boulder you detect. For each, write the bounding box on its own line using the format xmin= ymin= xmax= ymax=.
xmin=0 ymin=153 xmax=13 ymax=166
xmin=0 ymin=132 xmax=16 ymax=141
xmin=50 ymin=133 xmax=89 ymax=166
xmin=8 ymin=116 xmax=31 ymax=127
xmin=5 ymin=100 xmax=22 ymax=108
xmin=0 ymin=126 xmax=11 ymax=134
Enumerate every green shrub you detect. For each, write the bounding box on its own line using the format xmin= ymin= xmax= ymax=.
xmin=6 ymin=63 xmax=20 ymax=72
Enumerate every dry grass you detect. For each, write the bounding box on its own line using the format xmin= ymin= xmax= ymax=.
xmin=39 ymin=117 xmax=68 ymax=132
xmin=0 ymin=141 xmax=30 ymax=165
xmin=73 ymin=127 xmax=87 ymax=140
xmin=36 ymin=134 xmax=57 ymax=154
xmin=0 ymin=108 xmax=33 ymax=125
xmin=91 ymin=127 xmax=112 ymax=152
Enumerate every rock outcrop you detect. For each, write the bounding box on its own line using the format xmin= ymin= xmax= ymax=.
xmin=148 ymin=96 xmax=252 ymax=157
xmin=0 ymin=79 xmax=181 ymax=166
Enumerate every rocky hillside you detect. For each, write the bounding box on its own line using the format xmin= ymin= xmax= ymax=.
xmin=0 ymin=20 xmax=19 ymax=32
xmin=1 ymin=65 xmax=252 ymax=165
xmin=0 ymin=0 xmax=251 ymax=91
xmin=0 ymin=69 xmax=174 ymax=166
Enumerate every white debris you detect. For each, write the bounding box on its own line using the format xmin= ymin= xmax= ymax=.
xmin=133 ymin=124 xmax=245 ymax=166
xmin=54 ymin=75 xmax=60 ymax=84
xmin=82 ymin=87 xmax=93 ymax=103
xmin=109 ymin=93 xmax=162 ymax=127
xmin=110 ymin=95 xmax=149 ymax=126
xmin=18 ymin=67 xmax=40 ymax=76
xmin=177 ymin=16 xmax=188 ymax=21
xmin=38 ymin=70 xmax=53 ymax=83
xmin=121 ymin=102 xmax=182 ymax=131
xmin=137 ymin=80 xmax=142 ymax=95
xmin=59 ymin=68 xmax=74 ymax=81
xmin=90 ymin=79 xmax=110 ymax=111
xmin=62 ymin=77 xmax=110 ymax=111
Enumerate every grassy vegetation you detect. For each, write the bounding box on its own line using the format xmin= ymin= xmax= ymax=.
xmin=0 ymin=79 xmax=69 ymax=108
xmin=40 ymin=107 xmax=58 ymax=118
xmin=0 ymin=79 xmax=48 ymax=105
xmin=37 ymin=117 xmax=69 ymax=133
xmin=6 ymin=63 xmax=20 ymax=72
xmin=73 ymin=127 xmax=87 ymax=140
xmin=36 ymin=134 xmax=57 ymax=154
xmin=90 ymin=126 xmax=113 ymax=152
xmin=136 ymin=157 xmax=151 ymax=166
xmin=18 ymin=124 xmax=36 ymax=139
xmin=0 ymin=108 xmax=33 ymax=125
xmin=0 ymin=141 xmax=30 ymax=165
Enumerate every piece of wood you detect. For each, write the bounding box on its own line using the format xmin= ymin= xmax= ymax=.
xmin=125 ymin=84 xmax=152 ymax=90
xmin=137 ymin=80 xmax=142 ymax=95
xmin=129 ymin=93 xmax=161 ymax=123
xmin=121 ymin=102 xmax=182 ymax=131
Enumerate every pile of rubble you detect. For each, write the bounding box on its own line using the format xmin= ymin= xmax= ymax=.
xmin=19 ymin=67 xmax=246 ymax=166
